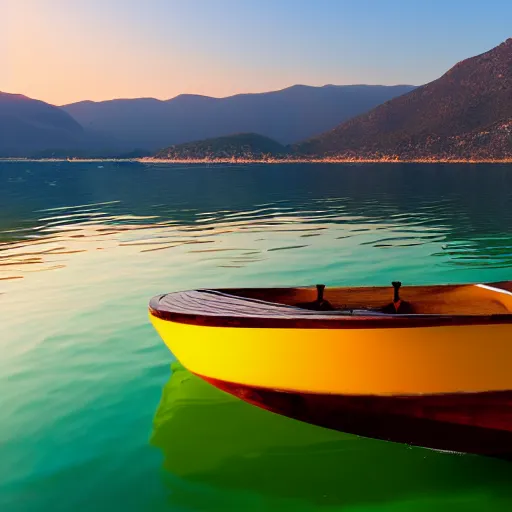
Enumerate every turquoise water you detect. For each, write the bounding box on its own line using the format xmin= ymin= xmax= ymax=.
xmin=2 ymin=161 xmax=512 ymax=511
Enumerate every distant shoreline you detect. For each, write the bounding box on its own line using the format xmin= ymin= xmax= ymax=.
xmin=1 ymin=157 xmax=512 ymax=164
xmin=141 ymin=157 xmax=512 ymax=164
xmin=0 ymin=158 xmax=135 ymax=163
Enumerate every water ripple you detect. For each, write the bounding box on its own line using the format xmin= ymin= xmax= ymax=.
xmin=2 ymin=162 xmax=512 ymax=279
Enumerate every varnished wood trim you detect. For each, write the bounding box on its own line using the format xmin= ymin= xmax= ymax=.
xmin=149 ymin=305 xmax=512 ymax=329
xmin=149 ymin=281 xmax=512 ymax=330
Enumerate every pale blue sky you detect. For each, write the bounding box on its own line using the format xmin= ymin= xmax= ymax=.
xmin=4 ymin=0 xmax=511 ymax=104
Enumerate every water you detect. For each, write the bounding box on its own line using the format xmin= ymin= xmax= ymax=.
xmin=2 ymin=161 xmax=512 ymax=511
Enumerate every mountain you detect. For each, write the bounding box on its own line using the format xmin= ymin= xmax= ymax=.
xmin=154 ymin=133 xmax=286 ymax=160
xmin=297 ymin=39 xmax=512 ymax=160
xmin=0 ymin=92 xmax=86 ymax=157
xmin=62 ymin=85 xmax=415 ymax=151
xmin=0 ymin=92 xmax=134 ymax=158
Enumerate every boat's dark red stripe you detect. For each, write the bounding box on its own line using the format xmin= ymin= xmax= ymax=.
xmin=149 ymin=306 xmax=512 ymax=329
xmin=198 ymin=375 xmax=512 ymax=459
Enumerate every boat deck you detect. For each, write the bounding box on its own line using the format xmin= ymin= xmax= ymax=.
xmin=149 ymin=281 xmax=512 ymax=329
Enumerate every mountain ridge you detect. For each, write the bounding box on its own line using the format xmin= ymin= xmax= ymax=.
xmin=60 ymin=83 xmax=417 ymax=106
xmin=62 ymin=84 xmax=416 ymax=150
xmin=0 ymin=91 xmax=139 ymax=157
xmin=295 ymin=38 xmax=512 ymax=159
xmin=0 ymin=91 xmax=85 ymax=157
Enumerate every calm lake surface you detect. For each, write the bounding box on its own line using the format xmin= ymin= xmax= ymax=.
xmin=2 ymin=161 xmax=512 ymax=511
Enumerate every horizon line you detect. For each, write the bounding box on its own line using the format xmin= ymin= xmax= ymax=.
xmin=57 ymin=83 xmax=419 ymax=106
xmin=0 ymin=82 xmax=419 ymax=108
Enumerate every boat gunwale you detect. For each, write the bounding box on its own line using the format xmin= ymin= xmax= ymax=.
xmin=148 ymin=306 xmax=512 ymax=329
xmin=148 ymin=282 xmax=512 ymax=329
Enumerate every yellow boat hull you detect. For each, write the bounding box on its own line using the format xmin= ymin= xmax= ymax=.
xmin=150 ymin=315 xmax=512 ymax=396
xmin=149 ymin=282 xmax=512 ymax=458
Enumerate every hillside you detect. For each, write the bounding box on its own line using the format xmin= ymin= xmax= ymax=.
xmin=297 ymin=39 xmax=512 ymax=160
xmin=0 ymin=92 xmax=85 ymax=156
xmin=154 ymin=133 xmax=286 ymax=160
xmin=62 ymin=84 xmax=415 ymax=151
xmin=0 ymin=92 xmax=133 ymax=157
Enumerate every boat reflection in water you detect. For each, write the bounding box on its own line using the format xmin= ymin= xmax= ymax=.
xmin=150 ymin=362 xmax=512 ymax=509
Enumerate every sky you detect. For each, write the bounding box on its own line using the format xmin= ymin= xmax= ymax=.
xmin=2 ymin=0 xmax=511 ymax=105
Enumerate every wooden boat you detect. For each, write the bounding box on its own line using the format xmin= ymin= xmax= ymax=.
xmin=148 ymin=281 xmax=512 ymax=458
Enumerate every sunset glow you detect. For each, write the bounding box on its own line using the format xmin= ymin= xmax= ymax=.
xmin=3 ymin=0 xmax=511 ymax=105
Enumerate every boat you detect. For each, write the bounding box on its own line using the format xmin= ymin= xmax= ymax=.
xmin=148 ymin=280 xmax=512 ymax=458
